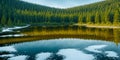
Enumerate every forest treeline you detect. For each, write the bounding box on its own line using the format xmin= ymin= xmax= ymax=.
xmin=0 ymin=0 xmax=120 ymax=27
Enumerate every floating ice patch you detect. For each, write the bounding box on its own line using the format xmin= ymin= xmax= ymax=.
xmin=105 ymin=51 xmax=119 ymax=57
xmin=8 ymin=55 xmax=29 ymax=60
xmin=1 ymin=25 xmax=30 ymax=32
xmin=0 ymin=54 xmax=15 ymax=58
xmin=36 ymin=52 xmax=52 ymax=60
xmin=2 ymin=28 xmax=13 ymax=32
xmin=0 ymin=46 xmax=17 ymax=52
xmin=11 ymin=25 xmax=30 ymax=30
xmin=0 ymin=35 xmax=13 ymax=37
xmin=57 ymin=49 xmax=94 ymax=60
xmin=85 ymin=45 xmax=107 ymax=53
xmin=0 ymin=34 xmax=26 ymax=37
xmin=13 ymin=34 xmax=26 ymax=37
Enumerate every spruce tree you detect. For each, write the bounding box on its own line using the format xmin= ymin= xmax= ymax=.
xmin=1 ymin=15 xmax=6 ymax=26
xmin=114 ymin=10 xmax=120 ymax=26
xmin=7 ymin=18 xmax=12 ymax=26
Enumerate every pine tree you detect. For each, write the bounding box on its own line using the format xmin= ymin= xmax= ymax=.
xmin=1 ymin=15 xmax=6 ymax=26
xmin=114 ymin=10 xmax=120 ymax=26
xmin=78 ymin=15 xmax=83 ymax=24
xmin=104 ymin=11 xmax=111 ymax=25
xmin=95 ymin=12 xmax=101 ymax=24
xmin=7 ymin=18 xmax=12 ymax=26
xmin=86 ymin=14 xmax=91 ymax=24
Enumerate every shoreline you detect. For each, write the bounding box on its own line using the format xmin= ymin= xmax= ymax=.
xmin=1 ymin=24 xmax=120 ymax=30
xmin=86 ymin=25 xmax=120 ymax=29
xmin=74 ymin=24 xmax=120 ymax=29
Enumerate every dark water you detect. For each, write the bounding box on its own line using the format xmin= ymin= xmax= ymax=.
xmin=0 ymin=25 xmax=120 ymax=60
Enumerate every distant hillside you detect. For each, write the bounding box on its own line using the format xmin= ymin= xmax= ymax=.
xmin=67 ymin=0 xmax=120 ymax=25
xmin=0 ymin=0 xmax=120 ymax=27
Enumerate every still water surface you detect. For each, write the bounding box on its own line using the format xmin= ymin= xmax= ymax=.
xmin=0 ymin=25 xmax=120 ymax=60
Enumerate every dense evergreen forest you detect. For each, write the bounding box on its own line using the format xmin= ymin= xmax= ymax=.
xmin=0 ymin=0 xmax=120 ymax=27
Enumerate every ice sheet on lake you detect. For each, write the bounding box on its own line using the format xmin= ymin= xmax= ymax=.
xmin=36 ymin=52 xmax=52 ymax=60
xmin=8 ymin=55 xmax=28 ymax=60
xmin=85 ymin=45 xmax=107 ymax=53
xmin=0 ymin=54 xmax=15 ymax=58
xmin=105 ymin=51 xmax=119 ymax=57
xmin=1 ymin=25 xmax=30 ymax=32
xmin=0 ymin=46 xmax=17 ymax=52
xmin=57 ymin=49 xmax=94 ymax=60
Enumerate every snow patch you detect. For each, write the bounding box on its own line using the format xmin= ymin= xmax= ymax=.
xmin=8 ymin=55 xmax=29 ymax=60
xmin=105 ymin=51 xmax=119 ymax=57
xmin=0 ymin=46 xmax=17 ymax=52
xmin=57 ymin=49 xmax=94 ymax=60
xmin=36 ymin=52 xmax=52 ymax=60
xmin=85 ymin=45 xmax=107 ymax=53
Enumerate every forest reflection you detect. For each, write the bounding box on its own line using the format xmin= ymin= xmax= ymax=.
xmin=0 ymin=26 xmax=120 ymax=45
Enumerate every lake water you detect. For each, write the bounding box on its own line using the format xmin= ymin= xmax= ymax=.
xmin=0 ymin=25 xmax=120 ymax=60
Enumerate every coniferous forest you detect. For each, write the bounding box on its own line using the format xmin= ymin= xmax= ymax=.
xmin=0 ymin=0 xmax=120 ymax=27
xmin=1 ymin=0 xmax=120 ymax=60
